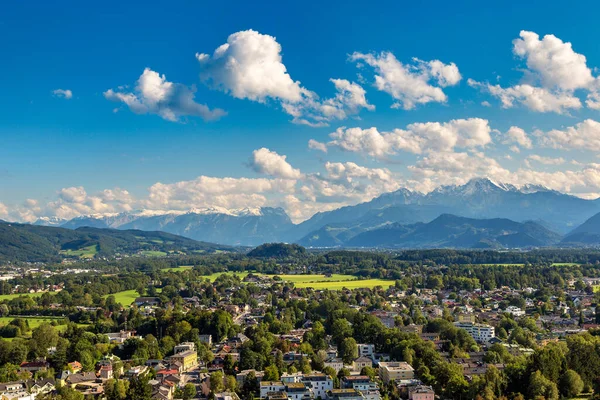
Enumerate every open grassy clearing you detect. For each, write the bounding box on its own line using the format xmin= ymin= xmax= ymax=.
xmin=0 ymin=316 xmax=66 ymax=330
xmin=0 ymin=292 xmax=45 ymax=301
xmin=161 ymin=265 xmax=194 ymax=272
xmin=103 ymin=289 xmax=139 ymax=305
xmin=60 ymin=244 xmax=97 ymax=259
xmin=140 ymin=250 xmax=167 ymax=257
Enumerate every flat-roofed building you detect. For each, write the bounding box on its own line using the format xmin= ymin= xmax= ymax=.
xmin=327 ymin=388 xmax=364 ymax=400
xmin=378 ymin=362 xmax=414 ymax=384
xmin=409 ymin=386 xmax=434 ymax=400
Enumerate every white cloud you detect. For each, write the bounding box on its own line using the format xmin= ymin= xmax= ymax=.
xmin=308 ymin=139 xmax=328 ymax=153
xmin=470 ymin=31 xmax=599 ymax=113
xmin=350 ymin=51 xmax=461 ymax=109
xmin=538 ymin=119 xmax=600 ymax=151
xmin=468 ymin=79 xmax=582 ymax=114
xmin=52 ymin=89 xmax=73 ymax=99
xmin=503 ymin=126 xmax=532 ymax=149
xmin=526 ymin=154 xmax=565 ymax=166
xmin=144 ymin=175 xmax=296 ymax=212
xmin=281 ymin=78 xmax=374 ymax=126
xmin=586 ymin=91 xmax=600 ymax=110
xmin=326 ymin=118 xmax=491 ymax=158
xmin=0 ymin=203 xmax=8 ymax=219
xmin=250 ymin=148 xmax=302 ymax=179
xmin=513 ymin=30 xmax=594 ymax=91
xmin=197 ymin=30 xmax=305 ymax=103
xmin=407 ymin=151 xmax=511 ymax=192
xmin=197 ymin=30 xmax=373 ymax=126
xmin=104 ymin=68 xmax=226 ymax=122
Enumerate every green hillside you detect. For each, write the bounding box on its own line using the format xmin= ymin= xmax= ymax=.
xmin=0 ymin=221 xmax=233 ymax=262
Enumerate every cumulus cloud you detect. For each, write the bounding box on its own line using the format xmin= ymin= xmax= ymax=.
xmin=144 ymin=175 xmax=297 ymax=212
xmin=468 ymin=80 xmax=582 ymax=114
xmin=197 ymin=30 xmax=373 ymax=126
xmin=52 ymin=89 xmax=73 ymax=99
xmin=104 ymin=68 xmax=226 ymax=122
xmin=350 ymin=51 xmax=461 ymax=109
xmin=470 ymin=30 xmax=599 ymax=113
xmin=538 ymin=119 xmax=600 ymax=151
xmin=513 ymin=30 xmax=594 ymax=91
xmin=407 ymin=151 xmax=511 ymax=192
xmin=308 ymin=139 xmax=328 ymax=153
xmin=526 ymin=155 xmax=566 ymax=166
xmin=325 ymin=118 xmax=491 ymax=158
xmin=250 ymin=148 xmax=302 ymax=179
xmin=503 ymin=126 xmax=532 ymax=149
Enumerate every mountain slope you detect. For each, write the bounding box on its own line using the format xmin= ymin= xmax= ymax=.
xmin=292 ymin=178 xmax=599 ymax=243
xmin=62 ymin=207 xmax=293 ymax=246
xmin=0 ymin=221 xmax=231 ymax=262
xmin=561 ymin=212 xmax=600 ymax=246
xmin=343 ymin=214 xmax=561 ymax=249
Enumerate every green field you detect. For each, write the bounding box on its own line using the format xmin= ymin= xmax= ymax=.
xmin=103 ymin=290 xmax=140 ymax=305
xmin=0 ymin=316 xmax=66 ymax=330
xmin=161 ymin=265 xmax=194 ymax=272
xmin=202 ymin=271 xmax=392 ymax=290
xmin=60 ymin=244 xmax=97 ymax=259
xmin=0 ymin=292 xmax=45 ymax=301
xmin=302 ymin=279 xmax=395 ymax=290
xmin=140 ymin=250 xmax=167 ymax=257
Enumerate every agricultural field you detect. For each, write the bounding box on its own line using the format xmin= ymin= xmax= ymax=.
xmin=103 ymin=290 xmax=140 ymax=305
xmin=0 ymin=292 xmax=45 ymax=301
xmin=301 ymin=279 xmax=395 ymax=290
xmin=0 ymin=316 xmax=68 ymax=331
xmin=201 ymin=271 xmax=393 ymax=290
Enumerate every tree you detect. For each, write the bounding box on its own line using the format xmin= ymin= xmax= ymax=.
xmin=210 ymin=371 xmax=225 ymax=393
xmin=264 ymin=364 xmax=280 ymax=381
xmin=127 ymin=375 xmax=152 ymax=400
xmin=360 ymin=366 xmax=376 ymax=381
xmin=339 ymin=337 xmax=358 ymax=364
xmin=560 ymin=369 xmax=584 ymax=398
xmin=183 ymin=383 xmax=197 ymax=400
xmin=331 ymin=319 xmax=353 ymax=346
xmin=105 ymin=379 xmax=129 ymax=400
xmin=31 ymin=323 xmax=59 ymax=357
xmin=225 ymin=375 xmax=237 ymax=392
xmin=528 ymin=370 xmax=559 ymax=400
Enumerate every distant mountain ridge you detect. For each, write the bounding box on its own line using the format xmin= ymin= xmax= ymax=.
xmin=30 ymin=178 xmax=600 ymax=248
xmin=48 ymin=207 xmax=292 ymax=246
xmin=341 ymin=214 xmax=562 ymax=249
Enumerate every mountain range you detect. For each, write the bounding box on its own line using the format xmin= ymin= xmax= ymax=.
xmin=31 ymin=178 xmax=600 ymax=249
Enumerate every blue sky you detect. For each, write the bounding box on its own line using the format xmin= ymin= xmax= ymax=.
xmin=2 ymin=0 xmax=600 ymax=222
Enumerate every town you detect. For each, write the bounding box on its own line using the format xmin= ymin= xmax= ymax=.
xmin=0 ymin=246 xmax=600 ymax=400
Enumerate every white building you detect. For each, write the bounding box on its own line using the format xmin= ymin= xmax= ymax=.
xmin=302 ymin=373 xmax=334 ymax=399
xmin=505 ymin=306 xmax=525 ymax=317
xmin=324 ymin=358 xmax=344 ymax=373
xmin=453 ymin=322 xmax=495 ymax=343
xmin=357 ymin=343 xmax=375 ymax=358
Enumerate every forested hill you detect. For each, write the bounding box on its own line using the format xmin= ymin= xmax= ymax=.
xmin=0 ymin=221 xmax=233 ymax=262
